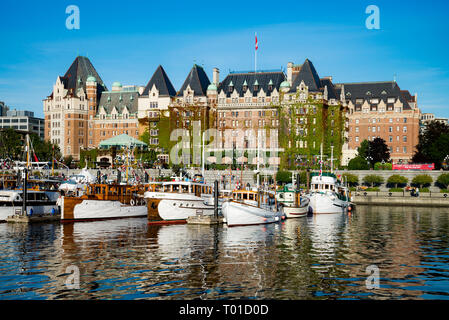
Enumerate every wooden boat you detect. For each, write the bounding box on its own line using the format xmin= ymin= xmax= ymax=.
xmin=60 ymin=183 xmax=150 ymax=222
xmin=144 ymin=179 xmax=215 ymax=224
xmin=221 ymin=189 xmax=285 ymax=227
xmin=276 ymin=186 xmax=310 ymax=218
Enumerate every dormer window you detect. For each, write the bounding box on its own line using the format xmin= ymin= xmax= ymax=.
xmin=228 ymin=81 xmax=234 ymax=93
xmin=268 ymin=79 xmax=273 ymax=91
xmin=253 ymin=79 xmax=259 ymax=92
xmin=242 ymin=80 xmax=248 ymax=92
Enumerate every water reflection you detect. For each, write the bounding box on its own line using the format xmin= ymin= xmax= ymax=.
xmin=0 ymin=206 xmax=449 ymax=300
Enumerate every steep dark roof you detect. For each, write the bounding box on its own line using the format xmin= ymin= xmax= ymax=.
xmin=177 ymin=64 xmax=211 ymax=97
xmin=290 ymin=59 xmax=322 ymax=92
xmin=98 ymin=89 xmax=139 ymax=115
xmin=142 ymin=65 xmax=176 ymax=97
xmin=334 ymin=81 xmax=411 ymax=109
xmin=218 ymin=70 xmax=285 ymax=97
xmin=60 ymin=56 xmax=107 ymax=98
xmin=320 ymin=78 xmax=338 ymax=100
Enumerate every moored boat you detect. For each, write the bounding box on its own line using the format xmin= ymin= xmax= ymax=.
xmin=222 ymin=189 xmax=285 ymax=227
xmin=144 ymin=179 xmax=215 ymax=223
xmin=306 ymin=173 xmax=350 ymax=214
xmin=0 ymin=190 xmax=59 ymax=222
xmin=276 ymin=186 xmax=310 ymax=218
xmin=60 ymin=183 xmax=148 ymax=222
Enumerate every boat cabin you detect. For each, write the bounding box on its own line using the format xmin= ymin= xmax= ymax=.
xmin=310 ymin=173 xmax=338 ymax=192
xmin=160 ymin=181 xmax=213 ymax=197
xmin=79 ymin=184 xmax=147 ymax=205
xmin=231 ymin=189 xmax=276 ymax=208
xmin=276 ymin=187 xmax=301 ymax=206
xmin=0 ymin=190 xmax=52 ymax=204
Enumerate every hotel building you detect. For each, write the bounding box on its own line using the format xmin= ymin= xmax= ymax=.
xmin=338 ymin=81 xmax=421 ymax=164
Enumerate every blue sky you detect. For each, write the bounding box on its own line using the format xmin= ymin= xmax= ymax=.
xmin=1 ymin=0 xmax=448 ymax=118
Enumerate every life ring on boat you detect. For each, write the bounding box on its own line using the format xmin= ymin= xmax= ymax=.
xmin=130 ymin=199 xmax=136 ymax=206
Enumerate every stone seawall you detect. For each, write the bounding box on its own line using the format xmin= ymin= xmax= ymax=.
xmin=353 ymin=191 xmax=449 ymax=208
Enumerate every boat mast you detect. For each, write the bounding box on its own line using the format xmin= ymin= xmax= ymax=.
xmin=126 ymin=144 xmax=130 ymax=184
xmin=201 ymin=131 xmax=205 ymax=179
xmin=330 ymin=145 xmax=334 ymax=174
xmin=256 ymin=132 xmax=260 ymax=190
xmin=319 ymin=143 xmax=323 ymax=178
xmin=26 ymin=134 xmax=30 ymax=171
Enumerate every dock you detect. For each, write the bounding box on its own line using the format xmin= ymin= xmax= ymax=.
xmin=186 ymin=215 xmax=224 ymax=225
xmin=6 ymin=214 xmax=61 ymax=224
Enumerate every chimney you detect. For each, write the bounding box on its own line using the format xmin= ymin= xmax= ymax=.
xmin=287 ymin=62 xmax=293 ymax=85
xmin=213 ymin=68 xmax=219 ymax=86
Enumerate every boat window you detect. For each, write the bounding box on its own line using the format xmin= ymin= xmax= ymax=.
xmin=249 ymin=193 xmax=254 ymax=200
xmin=325 ymin=184 xmax=329 ymax=190
xmin=243 ymin=193 xmax=248 ymax=200
xmin=182 ymin=185 xmax=189 ymax=193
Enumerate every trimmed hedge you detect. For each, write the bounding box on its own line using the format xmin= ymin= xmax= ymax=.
xmin=389 ymin=188 xmax=404 ymax=192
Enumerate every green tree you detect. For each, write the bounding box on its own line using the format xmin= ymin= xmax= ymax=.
xmin=63 ymin=155 xmax=73 ymax=167
xmin=0 ymin=128 xmax=22 ymax=159
xmin=411 ymin=174 xmax=433 ymax=188
xmin=30 ymin=133 xmax=61 ymax=161
xmin=387 ymin=174 xmax=408 ymax=188
xmin=363 ymin=174 xmax=384 ymax=187
xmin=370 ymin=137 xmax=390 ymax=165
xmin=342 ymin=173 xmax=359 ymax=187
xmin=276 ymin=171 xmax=292 ymax=185
xmin=436 ymin=173 xmax=449 ymax=189
xmin=348 ymin=156 xmax=370 ymax=170
xmin=413 ymin=120 xmax=449 ymax=168
xmin=357 ymin=139 xmax=370 ymax=159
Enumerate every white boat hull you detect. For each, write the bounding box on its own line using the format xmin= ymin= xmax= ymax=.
xmin=62 ymin=198 xmax=147 ymax=221
xmin=308 ymin=192 xmax=348 ymax=214
xmin=157 ymin=198 xmax=215 ymax=221
xmin=282 ymin=206 xmax=308 ymax=218
xmin=0 ymin=205 xmax=59 ymax=222
xmin=222 ymin=201 xmax=284 ymax=226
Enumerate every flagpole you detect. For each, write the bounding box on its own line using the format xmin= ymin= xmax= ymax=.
xmin=255 ymin=32 xmax=257 ymax=74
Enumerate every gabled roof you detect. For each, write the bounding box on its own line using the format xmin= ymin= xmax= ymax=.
xmin=320 ymin=77 xmax=338 ymax=100
xmin=218 ymin=70 xmax=285 ymax=97
xmin=290 ymin=59 xmax=322 ymax=92
xmin=142 ymin=65 xmax=176 ymax=97
xmin=177 ymin=64 xmax=211 ymax=97
xmin=59 ymin=56 xmax=107 ymax=98
xmin=334 ymin=81 xmax=411 ymax=109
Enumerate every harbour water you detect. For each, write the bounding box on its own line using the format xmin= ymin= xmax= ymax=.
xmin=1 ymin=206 xmax=449 ymax=300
